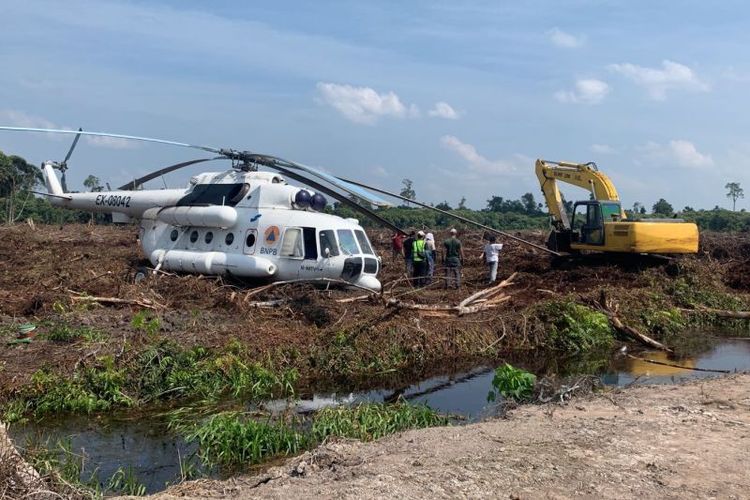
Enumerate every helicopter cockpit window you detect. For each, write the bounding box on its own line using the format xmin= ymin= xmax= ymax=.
xmin=319 ymin=230 xmax=340 ymax=257
xmin=280 ymin=228 xmax=304 ymax=258
xmin=336 ymin=229 xmax=360 ymax=256
xmin=354 ymin=230 xmax=374 ymax=255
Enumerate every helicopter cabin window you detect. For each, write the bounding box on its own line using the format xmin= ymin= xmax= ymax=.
xmin=189 ymin=230 xmax=199 ymax=243
xmin=205 ymin=232 xmax=214 ymax=244
xmin=302 ymin=227 xmax=318 ymax=260
xmin=354 ymin=230 xmax=374 ymax=255
xmin=225 ymin=233 xmax=234 ymax=245
xmin=336 ymin=229 xmax=360 ymax=256
xmin=280 ymin=228 xmax=304 ymax=258
xmin=170 ymin=229 xmax=178 ymax=242
xmin=319 ymin=230 xmax=340 ymax=257
xmin=177 ymin=183 xmax=250 ymax=207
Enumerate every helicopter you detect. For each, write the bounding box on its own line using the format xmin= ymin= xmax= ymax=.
xmin=0 ymin=126 xmax=415 ymax=292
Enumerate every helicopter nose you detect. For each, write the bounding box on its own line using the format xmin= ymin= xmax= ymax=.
xmin=353 ymin=275 xmax=381 ymax=292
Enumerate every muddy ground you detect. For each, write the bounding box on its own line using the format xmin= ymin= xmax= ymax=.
xmin=1 ymin=224 xmax=750 ymax=397
xmin=147 ymin=374 xmax=750 ymax=500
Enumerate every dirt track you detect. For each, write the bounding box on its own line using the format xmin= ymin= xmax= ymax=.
xmin=152 ymin=375 xmax=750 ymax=500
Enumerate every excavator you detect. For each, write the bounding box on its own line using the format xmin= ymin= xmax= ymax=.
xmin=535 ymin=159 xmax=699 ymax=255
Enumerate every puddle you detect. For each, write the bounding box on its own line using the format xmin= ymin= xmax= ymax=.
xmin=8 ymin=337 xmax=750 ymax=493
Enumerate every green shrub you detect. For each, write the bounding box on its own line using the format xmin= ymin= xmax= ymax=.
xmin=487 ymin=363 xmax=536 ymax=402
xmin=544 ymin=302 xmax=614 ymax=353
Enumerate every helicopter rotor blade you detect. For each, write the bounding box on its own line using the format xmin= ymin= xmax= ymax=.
xmin=0 ymin=126 xmax=222 ymax=155
xmin=117 ymin=157 xmax=221 ymax=190
xmin=63 ymin=128 xmax=83 ymax=164
xmin=337 ymin=177 xmax=560 ymax=256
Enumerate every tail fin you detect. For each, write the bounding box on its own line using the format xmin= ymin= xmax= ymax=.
xmin=42 ymin=161 xmax=64 ymax=195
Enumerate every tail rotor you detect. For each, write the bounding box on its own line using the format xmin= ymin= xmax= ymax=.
xmin=52 ymin=127 xmax=83 ymax=192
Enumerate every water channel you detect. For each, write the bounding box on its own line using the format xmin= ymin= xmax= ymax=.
xmin=8 ymin=336 xmax=750 ymax=494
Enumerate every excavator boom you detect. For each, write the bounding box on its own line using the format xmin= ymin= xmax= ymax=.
xmin=535 ymin=159 xmax=624 ymax=229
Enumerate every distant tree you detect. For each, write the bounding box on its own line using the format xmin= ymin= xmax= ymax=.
xmin=683 ymin=206 xmax=695 ymax=213
xmin=399 ymin=178 xmax=416 ymax=207
xmin=486 ymin=196 xmax=505 ymax=212
xmin=521 ymin=192 xmax=538 ymax=214
xmin=652 ymin=198 xmax=674 ymax=216
xmin=83 ymin=175 xmax=103 ymax=192
xmin=435 ymin=201 xmax=452 ymax=211
xmin=632 ymin=201 xmax=643 ymax=214
xmin=457 ymin=196 xmax=467 ymax=210
xmin=639 ymin=206 xmax=646 ymax=215
xmin=0 ymin=151 xmax=43 ymax=224
xmin=725 ymin=182 xmax=744 ymax=211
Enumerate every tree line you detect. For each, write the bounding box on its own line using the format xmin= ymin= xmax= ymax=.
xmin=1 ymin=150 xmax=748 ymax=232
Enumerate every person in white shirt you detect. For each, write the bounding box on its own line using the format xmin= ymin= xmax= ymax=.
xmin=481 ymin=235 xmax=503 ymax=284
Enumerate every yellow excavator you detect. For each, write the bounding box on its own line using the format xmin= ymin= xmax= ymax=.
xmin=535 ymin=159 xmax=699 ymax=255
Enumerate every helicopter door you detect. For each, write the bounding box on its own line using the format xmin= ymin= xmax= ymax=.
xmin=297 ymin=227 xmax=325 ymax=279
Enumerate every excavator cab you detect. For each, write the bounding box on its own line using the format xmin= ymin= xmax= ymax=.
xmin=571 ymin=201 xmax=623 ymax=246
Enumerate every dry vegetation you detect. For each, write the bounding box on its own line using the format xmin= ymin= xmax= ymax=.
xmin=0 ymin=223 xmax=749 ymax=400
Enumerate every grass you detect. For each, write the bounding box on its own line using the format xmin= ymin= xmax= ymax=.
xmin=311 ymin=402 xmax=449 ymax=442
xmin=22 ymin=438 xmax=147 ymax=498
xmin=179 ymin=402 xmax=449 ymax=469
xmin=3 ymin=341 xmax=298 ymax=423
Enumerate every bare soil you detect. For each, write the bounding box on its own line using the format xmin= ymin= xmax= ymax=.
xmin=149 ymin=374 xmax=750 ymax=500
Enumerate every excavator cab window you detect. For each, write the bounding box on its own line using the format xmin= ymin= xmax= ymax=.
xmin=572 ymin=202 xmax=604 ymax=245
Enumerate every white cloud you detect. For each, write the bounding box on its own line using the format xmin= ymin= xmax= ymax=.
xmin=547 ymin=28 xmax=584 ymax=48
xmin=639 ymin=139 xmax=714 ymax=168
xmin=0 ymin=109 xmax=137 ymax=149
xmin=316 ymin=82 xmax=419 ymax=125
xmin=608 ymin=60 xmax=709 ymax=100
xmin=555 ymin=79 xmax=610 ymax=104
xmin=83 ymin=135 xmax=137 ymax=149
xmin=0 ymin=109 xmax=57 ymax=129
xmin=373 ymin=165 xmax=388 ymax=177
xmin=428 ymin=101 xmax=460 ymax=119
xmin=590 ymin=144 xmax=617 ymax=154
xmin=440 ymin=135 xmax=521 ymax=175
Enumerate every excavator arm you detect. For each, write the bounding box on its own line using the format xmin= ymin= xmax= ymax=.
xmin=535 ymin=159 xmax=624 ymax=229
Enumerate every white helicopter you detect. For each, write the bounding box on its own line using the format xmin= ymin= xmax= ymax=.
xmin=0 ymin=126 xmax=414 ymax=292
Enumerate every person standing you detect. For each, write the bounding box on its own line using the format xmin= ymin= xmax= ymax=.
xmin=391 ymin=232 xmax=405 ymax=259
xmin=412 ymin=231 xmax=428 ymax=287
xmin=402 ymin=230 xmax=415 ymax=276
xmin=443 ymin=228 xmax=464 ymax=289
xmin=424 ymin=232 xmax=436 ymax=284
xmin=481 ymin=235 xmax=504 ymax=284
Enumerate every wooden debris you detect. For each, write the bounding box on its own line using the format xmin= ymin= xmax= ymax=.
xmin=385 ymin=273 xmax=516 ymax=317
xmin=594 ymin=292 xmax=673 ymax=352
xmin=68 ymin=291 xmax=163 ymax=310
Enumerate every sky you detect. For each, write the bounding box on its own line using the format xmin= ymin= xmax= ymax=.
xmin=1 ymin=0 xmax=748 ymax=211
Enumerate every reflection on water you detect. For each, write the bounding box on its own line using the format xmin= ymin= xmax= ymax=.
xmin=8 ymin=338 xmax=750 ymax=493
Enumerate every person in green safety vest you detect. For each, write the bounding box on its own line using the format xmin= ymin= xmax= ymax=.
xmin=412 ymin=230 xmax=428 ymax=287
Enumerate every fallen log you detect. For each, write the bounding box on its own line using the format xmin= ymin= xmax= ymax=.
xmin=679 ymin=307 xmax=750 ymax=319
xmin=457 ymin=273 xmax=516 ymax=309
xmin=69 ymin=293 xmax=163 ymax=310
xmin=594 ymin=293 xmax=672 ymax=352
